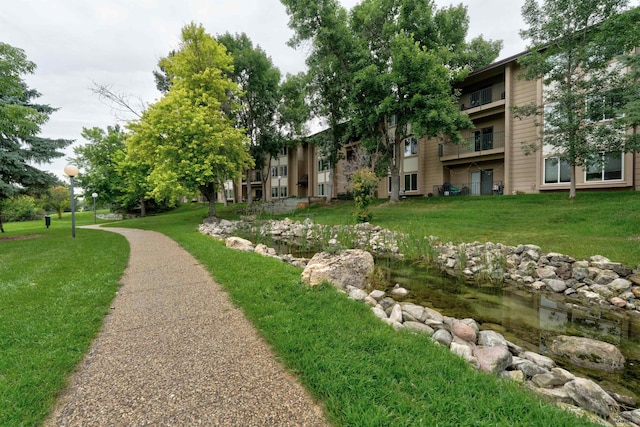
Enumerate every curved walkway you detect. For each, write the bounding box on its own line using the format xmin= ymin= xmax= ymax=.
xmin=45 ymin=226 xmax=329 ymax=426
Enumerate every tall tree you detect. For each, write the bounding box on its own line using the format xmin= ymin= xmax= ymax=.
xmin=0 ymin=42 xmax=73 ymax=232
xmin=282 ymin=0 xmax=356 ymax=201
xmin=72 ymin=125 xmax=129 ymax=210
xmin=217 ymin=32 xmax=282 ymax=204
xmin=126 ymin=23 xmax=253 ymax=218
xmin=282 ymin=0 xmax=501 ymax=202
xmin=514 ymin=1 xmax=640 ymax=198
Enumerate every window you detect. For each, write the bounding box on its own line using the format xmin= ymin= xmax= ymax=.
xmin=318 ymin=159 xmax=330 ymax=171
xmin=544 ymin=157 xmax=571 ymax=184
xmin=388 ymin=176 xmax=392 ymax=193
xmin=255 ymin=171 xmax=262 ymax=182
xmin=586 ymin=152 xmax=623 ymax=182
xmin=404 ymin=173 xmax=418 ymax=192
xmin=271 ymin=167 xmax=277 ymax=177
xmin=388 ymin=114 xmax=397 ymax=127
xmin=271 ymin=187 xmax=278 ymax=198
xmin=280 ymin=186 xmax=288 ymax=197
xmin=279 ymin=166 xmax=288 ymax=176
xmin=280 ymin=146 xmax=288 ymax=156
xmin=318 ymin=183 xmax=325 ymax=196
xmin=404 ymin=137 xmax=417 ymax=156
xmin=473 ymin=127 xmax=494 ymax=151
xmin=587 ymin=89 xmax=624 ymax=122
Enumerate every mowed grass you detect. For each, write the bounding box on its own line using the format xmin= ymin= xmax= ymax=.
xmin=0 ymin=213 xmax=128 ymax=427
xmin=292 ymin=191 xmax=640 ymax=267
xmin=115 ymin=201 xmax=602 ymax=426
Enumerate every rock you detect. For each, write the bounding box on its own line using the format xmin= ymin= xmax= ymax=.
xmin=432 ymin=329 xmax=453 ymax=347
xmin=544 ymin=279 xmax=567 ymax=293
xmin=423 ymin=307 xmax=444 ymax=323
xmin=401 ymin=303 xmax=425 ymax=322
xmin=520 ymin=351 xmax=556 ymax=370
xmin=371 ymin=306 xmax=388 ymax=320
xmin=629 ymin=274 xmax=640 ymax=286
xmin=368 ymin=290 xmax=386 ymax=301
xmin=610 ymin=392 xmax=637 ymax=408
xmin=460 ymin=318 xmax=480 ymax=334
xmin=450 ymin=341 xmax=477 ymax=366
xmin=451 ymin=320 xmax=477 ymax=343
xmin=364 ymin=296 xmax=377 ymax=307
xmin=404 ymin=321 xmax=434 ymax=335
xmin=478 ymin=330 xmax=508 ymax=348
xmin=548 ymin=335 xmax=625 ymax=372
xmin=511 ymin=357 xmax=550 ymax=378
xmin=378 ymin=297 xmax=396 ymax=311
xmin=348 ymin=288 xmax=368 ymax=302
xmin=506 ymin=340 xmax=524 ymax=356
xmin=621 ymin=409 xmax=640 ymax=424
xmin=564 ymin=377 xmax=619 ymax=418
xmin=610 ymin=297 xmax=628 ymax=308
xmin=528 ymin=385 xmax=575 ymax=405
xmin=301 ymin=249 xmax=374 ymax=289
xmin=382 ymin=318 xmax=404 ymax=330
xmin=594 ymin=269 xmax=619 ymax=285
xmin=390 ymin=285 xmax=409 ymax=297
xmin=508 ymin=370 xmax=525 ymax=382
xmin=590 ymin=284 xmax=614 ymax=298
xmin=225 ymin=236 xmax=255 ymax=252
xmin=536 ymin=266 xmax=557 ymax=280
xmin=609 ymin=278 xmax=632 ymax=292
xmin=531 ymin=367 xmax=575 ymax=388
xmin=473 ymin=345 xmax=512 ymax=373
xmin=389 ymin=304 xmax=403 ymax=324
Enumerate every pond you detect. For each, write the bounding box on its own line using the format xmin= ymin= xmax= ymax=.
xmin=236 ymin=229 xmax=640 ymax=401
xmin=379 ymin=257 xmax=640 ymax=401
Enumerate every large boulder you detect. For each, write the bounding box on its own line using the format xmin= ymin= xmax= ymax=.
xmin=548 ymin=335 xmax=625 ymax=372
xmin=473 ymin=345 xmax=512 ymax=373
xmin=225 ymin=236 xmax=255 ymax=252
xmin=563 ymin=378 xmax=619 ymax=418
xmin=301 ymin=249 xmax=374 ymax=289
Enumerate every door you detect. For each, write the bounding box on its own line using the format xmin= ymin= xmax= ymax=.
xmin=471 ymin=172 xmax=481 ymax=195
xmin=481 ymin=170 xmax=493 ymax=195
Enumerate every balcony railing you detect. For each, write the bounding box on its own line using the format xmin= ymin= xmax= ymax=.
xmin=439 ymin=131 xmax=505 ymax=159
xmin=459 ymin=82 xmax=505 ymax=110
xmin=432 ymin=181 xmax=504 ymax=196
xmin=243 ymin=171 xmax=263 ymax=184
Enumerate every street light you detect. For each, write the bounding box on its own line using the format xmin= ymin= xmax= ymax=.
xmin=64 ymin=164 xmax=79 ymax=238
xmin=91 ymin=192 xmax=98 ymax=224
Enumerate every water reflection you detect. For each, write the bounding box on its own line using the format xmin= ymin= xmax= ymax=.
xmin=379 ymin=257 xmax=640 ymax=399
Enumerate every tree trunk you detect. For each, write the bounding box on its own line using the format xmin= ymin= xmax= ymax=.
xmin=326 ymin=165 xmax=333 ymax=203
xmin=199 ymin=184 xmax=217 ymax=218
xmin=246 ymin=168 xmax=253 ymax=205
xmin=569 ymin=165 xmax=577 ymax=199
xmin=389 ymin=141 xmax=401 ymax=202
xmin=0 ymin=214 xmax=4 ymax=233
xmin=139 ymin=196 xmax=147 ymax=217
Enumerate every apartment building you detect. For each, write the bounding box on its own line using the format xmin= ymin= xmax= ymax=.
xmin=241 ymin=51 xmax=638 ymax=202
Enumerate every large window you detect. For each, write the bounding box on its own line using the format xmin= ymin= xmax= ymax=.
xmin=544 ymin=157 xmax=571 ymax=184
xmin=404 ymin=173 xmax=418 ymax=192
xmin=271 ymin=167 xmax=277 ymax=177
xmin=586 ymin=152 xmax=623 ymax=182
xmin=279 ymin=165 xmax=288 ymax=176
xmin=318 ymin=183 xmax=325 ymax=196
xmin=587 ymin=89 xmax=624 ymax=122
xmin=271 ymin=187 xmax=278 ymax=198
xmin=404 ymin=137 xmax=418 ymax=156
xmin=280 ymin=186 xmax=288 ymax=197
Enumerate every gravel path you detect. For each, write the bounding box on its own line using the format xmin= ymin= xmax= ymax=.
xmin=45 ymin=226 xmax=329 ymax=426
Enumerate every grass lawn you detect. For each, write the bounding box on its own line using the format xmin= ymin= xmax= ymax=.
xmin=0 ymin=212 xmax=129 ymax=426
xmin=3 ymin=190 xmax=636 ymax=426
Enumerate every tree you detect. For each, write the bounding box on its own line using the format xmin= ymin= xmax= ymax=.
xmin=126 ymin=23 xmax=253 ymax=218
xmin=0 ymin=42 xmax=73 ymax=232
xmin=514 ymin=1 xmax=640 ymax=198
xmin=282 ymin=0 xmax=501 ymax=202
xmin=46 ymin=185 xmax=70 ymax=218
xmin=217 ymin=32 xmax=283 ymax=204
xmin=72 ymin=125 xmax=128 ymax=210
xmin=282 ymin=0 xmax=356 ymax=202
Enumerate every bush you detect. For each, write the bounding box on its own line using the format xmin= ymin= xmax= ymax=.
xmin=351 ymin=169 xmax=378 ymax=223
xmin=1 ymin=195 xmax=41 ymax=222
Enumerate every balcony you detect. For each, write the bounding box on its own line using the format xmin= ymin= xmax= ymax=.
xmin=243 ymin=171 xmax=263 ymax=185
xmin=432 ymin=181 xmax=504 ymax=197
xmin=439 ymin=131 xmax=505 ymax=160
xmin=459 ymin=83 xmax=505 ymax=111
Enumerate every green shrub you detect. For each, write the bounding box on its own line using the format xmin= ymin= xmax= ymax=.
xmin=1 ymin=195 xmax=41 ymax=222
xmin=351 ymin=169 xmax=378 ymax=223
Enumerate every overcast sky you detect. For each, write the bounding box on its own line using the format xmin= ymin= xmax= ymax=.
xmin=1 ymin=0 xmax=543 ymax=179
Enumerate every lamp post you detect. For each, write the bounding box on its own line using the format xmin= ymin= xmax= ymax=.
xmin=64 ymin=165 xmax=79 ymax=238
xmin=91 ymin=192 xmax=98 ymax=224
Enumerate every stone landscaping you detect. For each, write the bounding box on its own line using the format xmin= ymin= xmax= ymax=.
xmin=199 ymin=217 xmax=640 ymax=426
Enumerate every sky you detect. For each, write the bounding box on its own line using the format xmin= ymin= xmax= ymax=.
xmin=2 ymin=0 xmax=534 ymax=180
